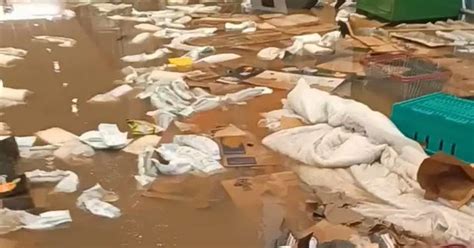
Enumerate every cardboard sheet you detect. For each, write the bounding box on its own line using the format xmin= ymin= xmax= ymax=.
xmin=303 ymin=220 xmax=358 ymax=243
xmin=221 ymin=171 xmax=301 ymax=210
xmin=280 ymin=23 xmax=338 ymax=35
xmin=417 ymin=153 xmax=474 ymax=208
xmin=143 ymin=175 xmax=220 ymax=209
xmin=265 ymin=14 xmax=319 ymax=28
xmin=351 ymin=36 xmax=386 ymax=47
xmin=247 ymin=70 xmax=345 ymax=91
xmin=218 ymin=132 xmax=279 ymax=168
xmin=391 ymin=32 xmax=451 ymax=48
xmin=316 ymin=58 xmax=365 ymax=76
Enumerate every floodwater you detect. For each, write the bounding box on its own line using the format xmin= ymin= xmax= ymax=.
xmin=1 ymin=1 xmax=403 ymax=248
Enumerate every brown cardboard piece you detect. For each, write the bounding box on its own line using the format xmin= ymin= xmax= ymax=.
xmin=351 ymin=36 xmax=386 ymax=47
xmin=265 ymin=14 xmax=319 ymax=28
xmin=391 ymin=32 xmax=450 ymax=48
xmin=280 ymin=116 xmax=305 ymax=130
xmin=246 ymin=70 xmax=346 ymax=92
xmin=303 ymin=220 xmax=358 ymax=243
xmin=307 ymin=187 xmax=363 ymax=225
xmin=219 ymin=133 xmax=279 ymax=168
xmin=316 ymin=58 xmax=366 ymax=76
xmin=213 ymin=124 xmax=247 ymax=138
xmin=221 ymin=171 xmax=300 ymax=210
xmin=417 ymin=153 xmax=474 ymax=209
xmin=143 ymin=175 xmax=220 ymax=209
xmin=280 ymin=23 xmax=338 ymax=35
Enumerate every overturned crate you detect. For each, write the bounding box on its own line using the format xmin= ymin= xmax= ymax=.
xmin=362 ymin=53 xmax=451 ymax=101
xmin=391 ymin=93 xmax=474 ymax=163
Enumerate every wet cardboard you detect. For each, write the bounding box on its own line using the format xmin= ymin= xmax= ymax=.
xmin=316 ymin=58 xmax=366 ymax=77
xmin=246 ymin=70 xmax=345 ymax=91
xmin=303 ymin=220 xmax=358 ymax=243
xmin=417 ymin=153 xmax=474 ymax=208
xmin=218 ymin=133 xmax=279 ymax=168
xmin=265 ymin=14 xmax=319 ymax=28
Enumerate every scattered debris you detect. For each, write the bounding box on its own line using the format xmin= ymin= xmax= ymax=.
xmin=25 ymin=169 xmax=79 ymax=193
xmin=0 ymin=209 xmax=72 ymax=234
xmin=33 ymin=36 xmax=77 ymax=47
xmin=80 ymin=124 xmax=129 ymax=150
xmin=88 ymin=85 xmax=134 ymax=103
xmin=76 ymin=184 xmax=121 ymax=218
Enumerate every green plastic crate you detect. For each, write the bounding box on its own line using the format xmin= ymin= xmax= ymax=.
xmin=391 ymin=93 xmax=474 ymax=163
xmin=357 ymin=0 xmax=462 ymax=22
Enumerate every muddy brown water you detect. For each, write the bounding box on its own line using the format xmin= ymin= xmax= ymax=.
xmin=0 ymin=3 xmax=402 ymax=248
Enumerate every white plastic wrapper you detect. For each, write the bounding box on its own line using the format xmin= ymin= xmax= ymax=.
xmin=0 ymin=83 xmax=32 ymax=102
xmin=156 ymin=143 xmax=223 ymax=174
xmin=92 ymin=3 xmax=132 ymax=14
xmin=121 ymin=48 xmax=171 ymax=63
xmin=77 ymin=184 xmax=121 ymax=218
xmin=0 ymin=54 xmax=23 ymax=68
xmin=170 ymin=79 xmax=194 ymax=101
xmin=108 ymin=15 xmax=150 ymax=22
xmin=190 ymin=96 xmax=222 ymax=113
xmin=174 ymin=15 xmax=192 ymax=24
xmin=191 ymin=87 xmax=211 ymax=98
xmin=225 ymin=21 xmax=256 ymax=32
xmin=182 ymin=46 xmax=215 ymax=61
xmin=257 ymin=47 xmax=285 ymax=61
xmin=80 ymin=124 xmax=129 ymax=150
xmin=19 ymin=145 xmax=57 ymax=159
xmin=223 ymin=87 xmax=273 ymax=103
xmin=135 ymin=146 xmax=158 ymax=186
xmin=173 ymin=135 xmax=221 ymax=160
xmin=166 ymin=4 xmax=221 ymax=14
xmin=0 ymin=47 xmax=28 ymax=57
xmin=0 ymin=209 xmax=72 ymax=234
xmin=25 ymin=169 xmax=79 ymax=193
xmin=130 ymin=32 xmax=153 ymax=44
xmin=134 ymin=23 xmax=161 ymax=32
xmin=153 ymin=27 xmax=217 ymax=39
xmin=150 ymin=109 xmax=177 ymax=130
xmin=317 ymin=31 xmax=341 ymax=49
xmin=33 ymin=36 xmax=77 ymax=47
xmin=196 ymin=53 xmax=241 ymax=64
xmin=88 ymin=84 xmax=134 ymax=103
xmin=14 ymin=136 xmax=36 ymax=147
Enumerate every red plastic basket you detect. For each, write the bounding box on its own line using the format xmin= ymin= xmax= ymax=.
xmin=361 ymin=53 xmax=451 ymax=100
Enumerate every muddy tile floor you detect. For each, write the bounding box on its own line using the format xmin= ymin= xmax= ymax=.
xmin=1 ymin=1 xmax=474 ymax=248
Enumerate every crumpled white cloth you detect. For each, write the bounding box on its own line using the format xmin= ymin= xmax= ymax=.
xmin=261 ymin=80 xmax=474 ymax=243
xmin=25 ymin=169 xmax=79 ymax=193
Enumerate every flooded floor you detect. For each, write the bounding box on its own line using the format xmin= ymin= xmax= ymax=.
xmin=0 ymin=1 xmax=467 ymax=248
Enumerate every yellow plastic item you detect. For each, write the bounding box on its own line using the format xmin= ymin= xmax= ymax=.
xmin=168 ymin=57 xmax=193 ymax=71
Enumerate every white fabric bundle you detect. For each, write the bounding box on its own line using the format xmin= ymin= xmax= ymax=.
xmin=261 ymin=80 xmax=474 ymax=243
